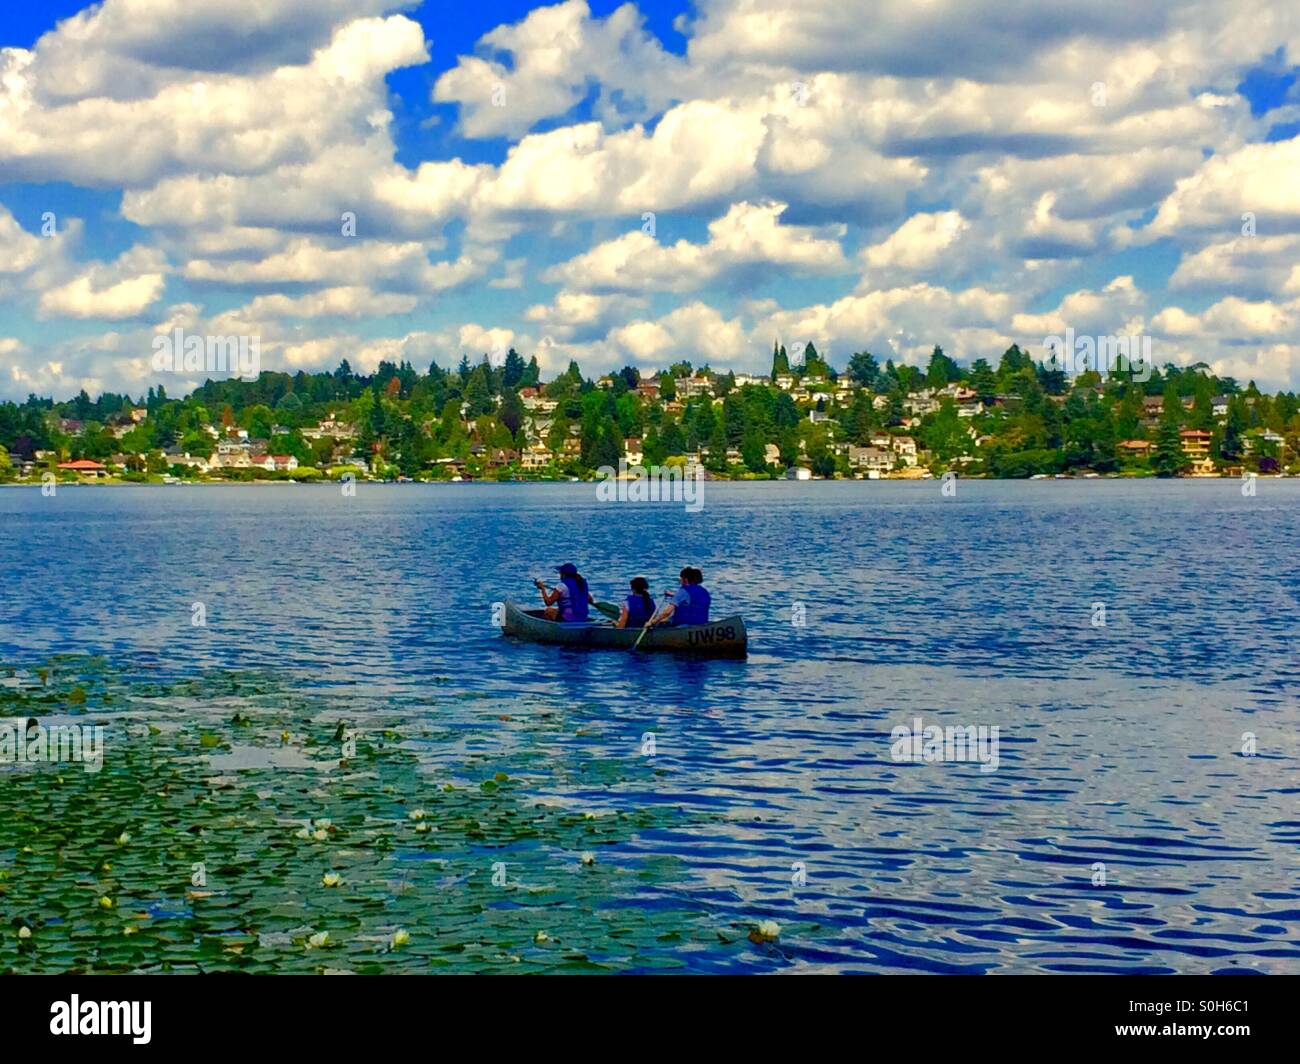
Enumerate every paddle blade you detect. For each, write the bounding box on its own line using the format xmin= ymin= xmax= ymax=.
xmin=593 ymin=601 xmax=621 ymax=620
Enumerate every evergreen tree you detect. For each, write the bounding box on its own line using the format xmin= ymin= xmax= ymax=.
xmin=970 ymin=358 xmax=996 ymax=401
xmin=502 ymin=349 xmax=526 ymax=390
xmin=1221 ymin=396 xmax=1246 ymax=461
xmin=847 ymin=351 xmax=880 ymax=389
xmin=771 ymin=340 xmax=790 ymax=377
xmin=1153 ymin=385 xmax=1185 ymax=476
xmin=925 ymin=345 xmax=962 ymax=388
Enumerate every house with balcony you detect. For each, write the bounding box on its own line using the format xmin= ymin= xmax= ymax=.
xmin=848 ymin=446 xmax=894 ymax=476
xmin=520 ymin=444 xmax=553 ymax=470
xmin=1180 ymin=429 xmax=1212 ymax=459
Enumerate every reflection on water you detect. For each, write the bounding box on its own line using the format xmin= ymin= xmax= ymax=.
xmin=1 ymin=480 xmax=1297 ymax=972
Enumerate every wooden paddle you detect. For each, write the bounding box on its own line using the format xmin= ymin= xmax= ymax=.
xmin=632 ymin=591 xmax=671 ymax=650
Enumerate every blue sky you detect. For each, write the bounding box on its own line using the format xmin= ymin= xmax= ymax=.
xmin=1 ymin=0 xmax=1299 ymax=400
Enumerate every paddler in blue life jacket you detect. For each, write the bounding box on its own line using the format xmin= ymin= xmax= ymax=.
xmin=645 ymin=567 xmax=711 ymax=629
xmin=535 ymin=563 xmax=593 ymax=622
xmin=615 ymin=577 xmax=655 ymax=629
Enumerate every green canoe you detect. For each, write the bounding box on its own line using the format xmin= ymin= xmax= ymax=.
xmin=501 ymin=599 xmax=747 ymax=658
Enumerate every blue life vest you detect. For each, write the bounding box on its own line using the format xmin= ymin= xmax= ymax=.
xmin=676 ymin=584 xmax=711 ymax=625
xmin=624 ymin=593 xmax=653 ymax=627
xmin=559 ymin=576 xmax=589 ymax=622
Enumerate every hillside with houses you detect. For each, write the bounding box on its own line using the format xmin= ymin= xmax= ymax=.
xmin=0 ymin=343 xmax=1296 ymax=483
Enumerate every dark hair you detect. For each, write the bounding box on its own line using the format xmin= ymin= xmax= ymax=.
xmin=630 ymin=577 xmax=653 ymax=614
xmin=686 ymin=567 xmax=703 ymax=585
xmin=570 ymin=572 xmax=587 ymax=593
xmin=679 ymin=567 xmax=692 ymax=582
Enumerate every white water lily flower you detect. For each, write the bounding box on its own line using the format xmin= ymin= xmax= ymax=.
xmin=98 ymin=896 xmax=113 ymax=909
xmin=311 ymin=829 xmax=328 ymax=841
xmin=414 ymin=822 xmax=430 ymax=833
xmin=580 ymin=852 xmax=596 ymax=865
xmin=408 ymin=809 xmax=426 ymax=821
xmin=17 ymin=927 xmax=31 ymax=940
xmin=322 ymin=872 xmax=341 ymax=888
xmin=295 ymin=827 xmax=311 ymax=839
xmin=314 ymin=818 xmax=332 ymax=830
xmin=534 ymin=930 xmax=549 ymax=943
xmin=391 ymin=929 xmax=410 ymax=948
xmin=115 ymin=831 xmax=130 ymax=845
xmin=308 ymin=931 xmax=330 ymax=948
xmin=755 ymin=920 xmax=780 ymax=941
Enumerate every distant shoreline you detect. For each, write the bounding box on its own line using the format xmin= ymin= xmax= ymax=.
xmin=3 ymin=472 xmax=1289 ymax=487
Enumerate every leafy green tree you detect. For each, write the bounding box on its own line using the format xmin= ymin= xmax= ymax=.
xmin=741 ymin=427 xmax=767 ymax=472
xmin=660 ymin=419 xmax=686 ymax=456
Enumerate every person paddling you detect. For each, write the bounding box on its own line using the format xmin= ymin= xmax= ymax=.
xmin=615 ymin=577 xmax=655 ymax=629
xmin=644 ymin=566 xmax=711 ymax=629
xmin=535 ymin=563 xmax=593 ymax=622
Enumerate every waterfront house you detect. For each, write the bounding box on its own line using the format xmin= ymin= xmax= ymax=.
xmin=891 ymin=436 xmax=918 ymax=466
xmin=520 ymin=444 xmax=552 ymax=470
xmin=215 ymin=451 xmax=252 ymax=469
xmin=169 ymin=453 xmax=210 ymax=473
xmin=1179 ymin=429 xmax=1212 ymax=458
xmin=848 ymin=446 xmax=894 ymax=475
xmin=57 ymin=459 xmax=108 ymax=478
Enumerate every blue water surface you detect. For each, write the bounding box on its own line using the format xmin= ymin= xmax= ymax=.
xmin=1 ymin=479 xmax=1297 ymax=973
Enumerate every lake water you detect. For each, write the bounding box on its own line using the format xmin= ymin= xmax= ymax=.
xmin=1 ymin=480 xmax=1297 ymax=973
